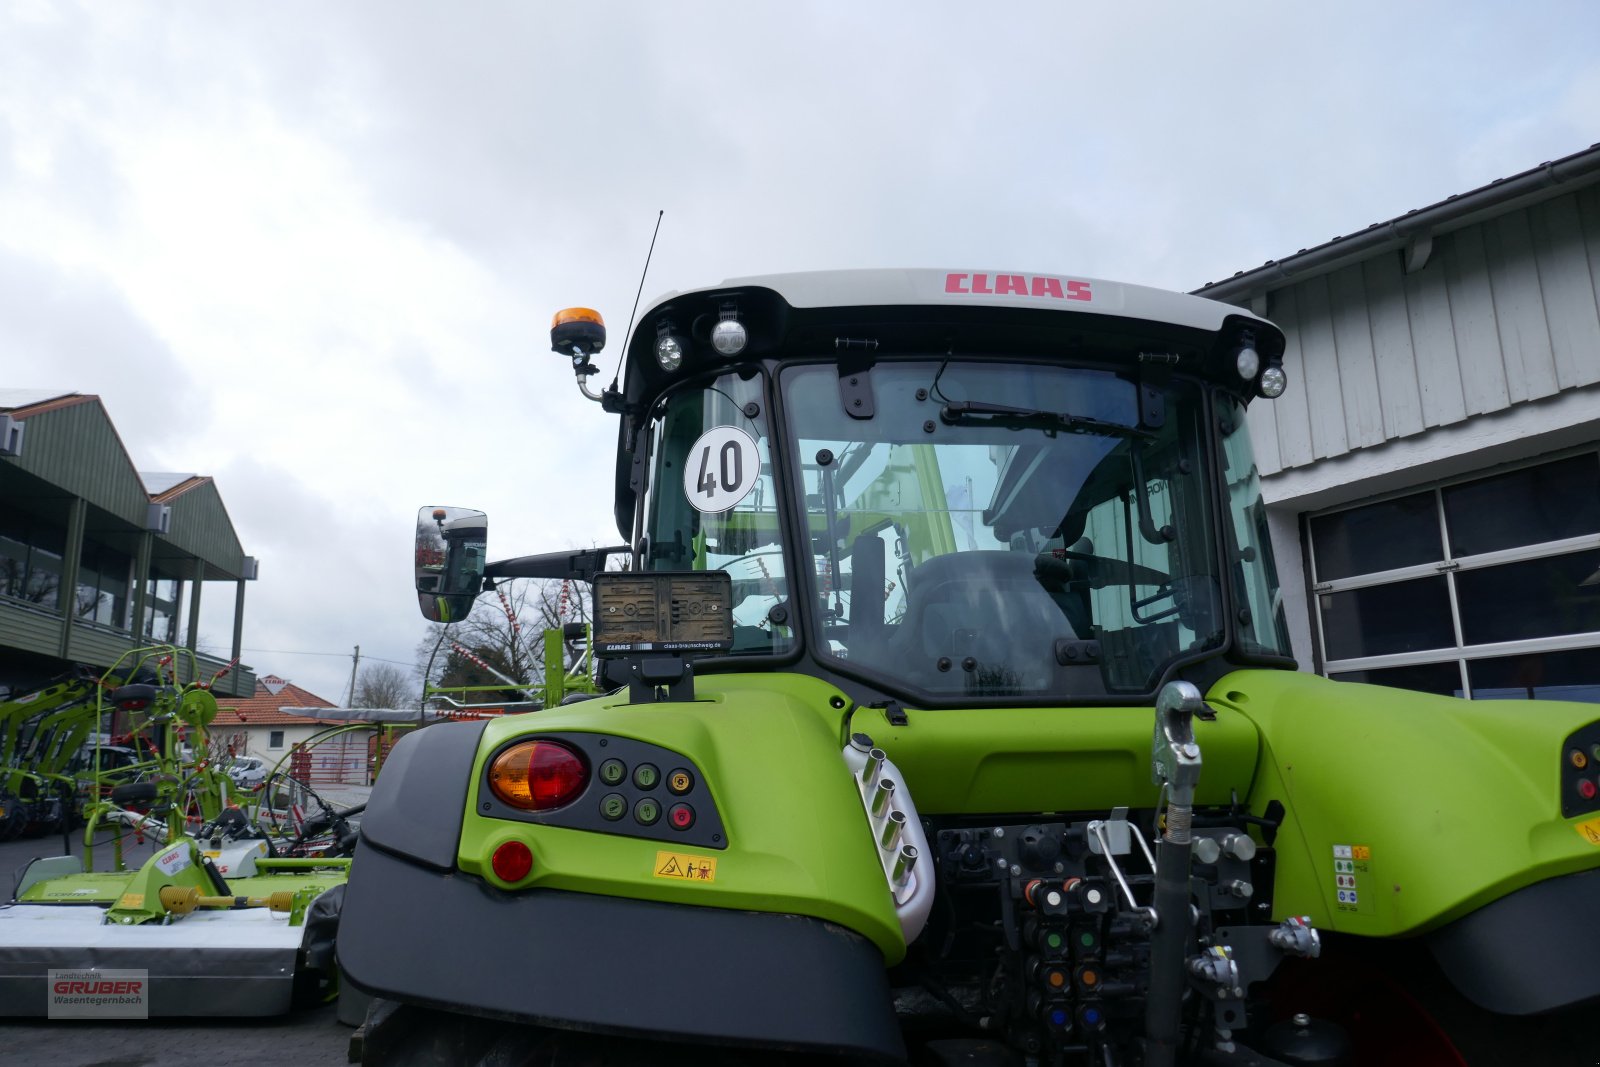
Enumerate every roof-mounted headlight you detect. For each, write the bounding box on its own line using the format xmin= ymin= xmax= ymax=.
xmin=710 ymin=304 xmax=747 ymax=357
xmin=1259 ymin=361 xmax=1288 ymax=399
xmin=1234 ymin=332 xmax=1261 ymax=381
xmin=656 ymin=333 xmax=686 ymax=372
xmin=654 ymin=320 xmax=689 ymax=372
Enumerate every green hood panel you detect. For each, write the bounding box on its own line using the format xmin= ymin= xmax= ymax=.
xmin=1215 ymin=669 xmax=1600 ymax=936
xmin=849 ymin=701 xmax=1261 ymax=815
xmin=458 ymin=673 xmax=906 ymax=961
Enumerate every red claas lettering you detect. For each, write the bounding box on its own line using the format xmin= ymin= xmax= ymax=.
xmin=945 ymin=273 xmax=1092 ymax=302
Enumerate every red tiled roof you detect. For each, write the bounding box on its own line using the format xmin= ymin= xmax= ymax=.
xmin=212 ymin=676 xmax=349 ymax=726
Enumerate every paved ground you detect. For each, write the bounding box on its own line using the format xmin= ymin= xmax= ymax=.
xmin=2 ymin=829 xmax=358 ymax=1067
xmin=0 ymin=1002 xmax=354 ymax=1067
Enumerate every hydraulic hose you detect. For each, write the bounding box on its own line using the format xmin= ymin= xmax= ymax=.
xmin=1143 ymin=681 xmax=1207 ymax=1067
xmin=1144 ymin=803 xmax=1194 ymax=1067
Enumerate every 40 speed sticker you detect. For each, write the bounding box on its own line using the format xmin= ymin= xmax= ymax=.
xmin=683 ymin=426 xmax=760 ymax=514
xmin=48 ymin=968 xmax=149 ymax=1019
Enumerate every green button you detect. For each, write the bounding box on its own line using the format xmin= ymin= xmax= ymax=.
xmin=600 ymin=793 xmax=627 ymax=821
xmin=634 ymin=797 xmax=661 ymax=825
xmin=1045 ymin=932 xmax=1063 ymax=950
xmin=599 ymin=759 xmax=626 ymax=786
xmin=633 ymin=763 xmax=660 ymax=790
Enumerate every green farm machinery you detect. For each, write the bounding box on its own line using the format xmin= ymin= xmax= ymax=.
xmin=2 ymin=646 xmax=351 ymax=1016
xmin=339 ymin=270 xmax=1600 ymax=1065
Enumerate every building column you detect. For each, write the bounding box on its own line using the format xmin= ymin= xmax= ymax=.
xmin=186 ymin=556 xmax=205 ymax=653
xmin=232 ymin=577 xmax=247 ymax=669
xmin=129 ymin=532 xmax=152 ymax=640
xmin=57 ymin=497 xmax=87 ymax=658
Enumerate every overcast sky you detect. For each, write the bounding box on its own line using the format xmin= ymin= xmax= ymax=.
xmin=3 ymin=1 xmax=1597 ymax=703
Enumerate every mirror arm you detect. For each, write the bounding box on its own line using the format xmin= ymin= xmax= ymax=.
xmin=485 ymin=545 xmax=631 ymax=583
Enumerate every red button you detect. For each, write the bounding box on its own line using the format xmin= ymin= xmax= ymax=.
xmin=1579 ymin=779 xmax=1597 ymax=800
xmin=668 ymin=803 xmax=695 ymax=830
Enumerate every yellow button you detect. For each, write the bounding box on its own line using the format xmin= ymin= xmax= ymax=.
xmin=1571 ymin=749 xmax=1589 ymax=770
xmin=667 ymin=769 xmax=694 ymax=795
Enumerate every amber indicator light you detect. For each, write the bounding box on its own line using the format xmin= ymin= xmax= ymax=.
xmin=488 ymin=741 xmax=588 ymax=811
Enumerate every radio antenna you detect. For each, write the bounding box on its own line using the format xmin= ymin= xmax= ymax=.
xmin=611 ymin=210 xmax=664 ymax=393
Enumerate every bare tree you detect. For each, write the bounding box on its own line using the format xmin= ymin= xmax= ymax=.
xmin=414 ymin=578 xmax=593 ymax=707
xmin=353 ymin=662 xmax=416 ymax=710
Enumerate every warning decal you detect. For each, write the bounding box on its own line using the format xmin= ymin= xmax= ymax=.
xmin=1575 ymin=816 xmax=1600 ymax=846
xmin=654 ymin=850 xmax=718 ymax=883
xmin=1331 ymin=843 xmax=1374 ymax=914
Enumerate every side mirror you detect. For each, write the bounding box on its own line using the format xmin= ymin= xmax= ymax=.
xmin=415 ymin=506 xmax=488 ymax=622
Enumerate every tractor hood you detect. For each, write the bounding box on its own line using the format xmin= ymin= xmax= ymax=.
xmin=1213 ymin=668 xmax=1600 ymax=936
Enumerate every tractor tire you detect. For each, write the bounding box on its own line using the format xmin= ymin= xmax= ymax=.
xmin=0 ymin=794 xmax=26 ymax=840
xmin=1267 ymin=934 xmax=1592 ymax=1066
xmin=109 ymin=781 xmax=160 ymax=805
xmin=107 ymin=682 xmax=160 ymax=709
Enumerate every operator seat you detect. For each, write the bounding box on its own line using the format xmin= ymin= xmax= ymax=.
xmin=897 ymin=551 xmax=1077 ymax=694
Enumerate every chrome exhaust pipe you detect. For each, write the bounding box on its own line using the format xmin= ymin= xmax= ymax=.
xmin=868 ymin=778 xmax=896 ymax=821
xmin=858 ymin=748 xmax=886 ymax=793
xmin=891 ymin=844 xmax=918 ymax=888
xmin=879 ymin=810 xmax=906 ymax=852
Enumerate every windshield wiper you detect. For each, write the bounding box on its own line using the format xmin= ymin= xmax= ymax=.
xmin=940 ymin=400 xmax=1152 ymax=439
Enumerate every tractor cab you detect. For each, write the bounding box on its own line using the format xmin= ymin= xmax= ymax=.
xmin=558 ymin=269 xmax=1295 ymax=706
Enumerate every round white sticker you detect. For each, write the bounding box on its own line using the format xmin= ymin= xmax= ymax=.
xmin=683 ymin=426 xmax=760 ymax=514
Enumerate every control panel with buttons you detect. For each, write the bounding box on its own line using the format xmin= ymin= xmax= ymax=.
xmin=478 ymin=731 xmax=726 ymax=849
xmin=1560 ymin=722 xmax=1600 ymax=819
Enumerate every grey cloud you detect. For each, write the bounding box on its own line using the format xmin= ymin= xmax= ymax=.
xmin=0 ymin=248 xmax=187 ymax=456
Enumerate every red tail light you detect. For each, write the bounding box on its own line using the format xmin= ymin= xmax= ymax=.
xmin=488 ymin=740 xmax=588 ymax=811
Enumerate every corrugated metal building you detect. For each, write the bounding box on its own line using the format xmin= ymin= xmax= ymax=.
xmin=0 ymin=390 xmax=258 ymax=698
xmin=1197 ymin=144 xmax=1600 ymax=703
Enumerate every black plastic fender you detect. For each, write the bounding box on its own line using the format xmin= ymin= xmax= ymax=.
xmin=339 ymin=832 xmax=904 ymax=1062
xmin=360 ymin=720 xmax=486 ymax=869
xmin=1426 ymin=866 xmax=1600 ymax=1015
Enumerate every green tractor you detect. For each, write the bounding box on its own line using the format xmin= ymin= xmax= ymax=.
xmin=339 ymin=270 xmax=1600 ymax=1065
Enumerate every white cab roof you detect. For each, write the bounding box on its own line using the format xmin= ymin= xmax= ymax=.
xmin=649 ymin=268 xmax=1267 ymax=334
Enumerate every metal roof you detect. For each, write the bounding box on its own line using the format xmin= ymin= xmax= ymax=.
xmin=140 ymin=471 xmax=200 ymax=496
xmin=1195 ymin=142 xmax=1600 ymax=303
xmin=0 ymin=389 xmax=79 ymax=411
xmin=1 ymin=393 xmax=249 ymax=579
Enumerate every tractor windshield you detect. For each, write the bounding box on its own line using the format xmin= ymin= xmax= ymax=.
xmin=782 ymin=360 xmax=1229 ymax=697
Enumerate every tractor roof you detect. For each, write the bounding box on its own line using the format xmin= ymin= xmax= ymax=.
xmin=642 ymin=268 xmax=1267 ymax=335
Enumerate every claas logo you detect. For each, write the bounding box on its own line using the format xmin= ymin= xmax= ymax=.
xmin=945 ymin=272 xmax=1092 ymax=301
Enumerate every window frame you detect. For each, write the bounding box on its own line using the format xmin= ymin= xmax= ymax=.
xmin=1307 ymin=448 xmax=1600 ymax=699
